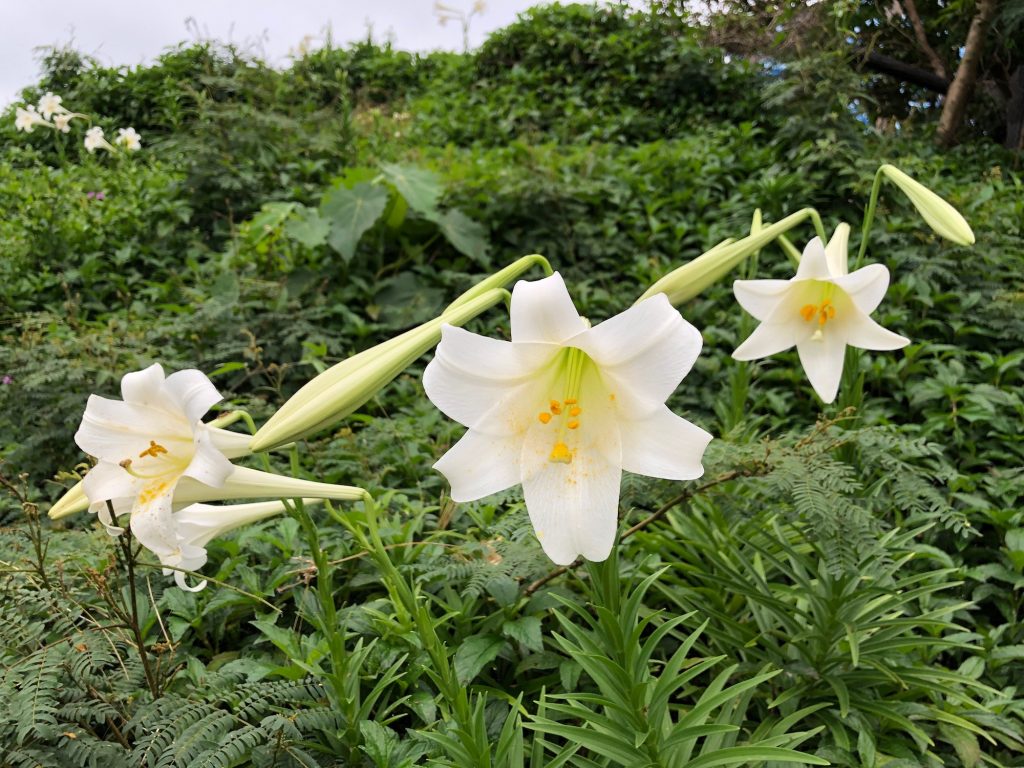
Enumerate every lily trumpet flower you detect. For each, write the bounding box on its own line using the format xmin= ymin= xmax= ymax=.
xmin=37 ymin=92 xmax=67 ymax=119
xmin=732 ymin=224 xmax=909 ymax=403
xmin=15 ymin=105 xmax=48 ymax=133
xmin=115 ymin=127 xmax=142 ymax=151
xmin=424 ymin=273 xmax=712 ymax=566
xmin=84 ymin=126 xmax=114 ymax=153
xmin=159 ymin=499 xmax=325 ymax=591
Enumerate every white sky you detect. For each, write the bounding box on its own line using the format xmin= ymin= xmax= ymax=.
xmin=0 ymin=0 xmax=551 ymax=106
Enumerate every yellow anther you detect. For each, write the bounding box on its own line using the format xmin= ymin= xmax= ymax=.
xmin=800 ymin=300 xmax=837 ymax=327
xmin=564 ymin=398 xmax=578 ymax=405
xmin=569 ymin=406 xmax=582 ymax=417
xmin=139 ymin=440 xmax=169 ymax=459
xmin=538 ymin=412 xmax=552 ymax=424
xmin=549 ymin=400 xmax=562 ymax=415
xmin=567 ymin=419 xmax=580 ymax=430
xmin=549 ymin=441 xmax=572 ymax=464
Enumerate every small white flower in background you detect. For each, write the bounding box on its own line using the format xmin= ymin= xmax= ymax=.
xmin=75 ymin=364 xmax=251 ymax=555
xmin=424 ymin=272 xmax=712 ymax=566
xmin=84 ymin=126 xmax=113 ymax=153
xmin=15 ymin=105 xmax=48 ymax=132
xmin=37 ymin=92 xmax=67 ymax=119
xmin=53 ymin=113 xmax=74 ymax=133
xmin=160 ymin=499 xmax=320 ymax=591
xmin=115 ymin=126 xmax=142 ymax=151
xmin=732 ymin=223 xmax=909 ymax=404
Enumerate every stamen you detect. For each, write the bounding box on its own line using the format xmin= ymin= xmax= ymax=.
xmin=564 ymin=398 xmax=578 ymax=405
xmin=549 ymin=400 xmax=562 ymax=415
xmin=800 ymin=304 xmax=816 ymax=322
xmin=538 ymin=412 xmax=552 ymax=424
xmin=139 ymin=440 xmax=168 ymax=459
xmin=800 ymin=298 xmax=837 ymax=327
xmin=567 ymin=420 xmax=579 ymax=430
xmin=569 ymin=406 xmax=582 ymax=417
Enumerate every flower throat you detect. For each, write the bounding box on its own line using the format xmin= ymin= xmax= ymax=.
xmin=537 ymin=347 xmax=588 ymax=464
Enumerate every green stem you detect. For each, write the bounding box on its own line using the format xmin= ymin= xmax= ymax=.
xmin=856 ymin=166 xmax=887 ymax=269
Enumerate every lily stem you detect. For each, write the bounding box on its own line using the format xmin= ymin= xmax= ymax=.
xmin=109 ymin=501 xmax=161 ymax=699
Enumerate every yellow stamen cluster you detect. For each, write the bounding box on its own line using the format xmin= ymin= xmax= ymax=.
xmin=800 ymin=299 xmax=836 ymax=326
xmin=537 ymin=349 xmax=589 ymax=464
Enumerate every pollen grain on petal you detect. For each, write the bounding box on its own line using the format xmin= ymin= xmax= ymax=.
xmin=567 ymin=420 xmax=580 ymax=429
xmin=549 ymin=441 xmax=572 ymax=464
xmin=538 ymin=412 xmax=552 ymax=424
xmin=569 ymin=406 xmax=582 ymax=417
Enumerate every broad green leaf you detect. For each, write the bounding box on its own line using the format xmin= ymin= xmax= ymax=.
xmin=427 ymin=208 xmax=490 ymax=262
xmin=284 ymin=206 xmax=329 ymax=248
xmin=502 ymin=616 xmax=544 ymax=653
xmin=380 ymin=162 xmax=442 ymax=215
xmin=320 ymin=182 xmax=389 ymax=261
xmin=454 ymin=634 xmax=505 ymax=686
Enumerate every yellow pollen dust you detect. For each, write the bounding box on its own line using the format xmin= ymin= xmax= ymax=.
xmin=549 ymin=441 xmax=572 ymax=463
xmin=538 ymin=412 xmax=552 ymax=424
xmin=139 ymin=440 xmax=169 ymax=459
xmin=567 ymin=420 xmax=580 ymax=430
xmin=138 ymin=482 xmax=169 ymax=505
xmin=800 ymin=299 xmax=836 ymax=326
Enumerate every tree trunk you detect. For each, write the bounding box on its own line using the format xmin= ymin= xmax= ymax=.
xmin=936 ymin=0 xmax=999 ymax=147
xmin=1006 ymin=65 xmax=1024 ymax=151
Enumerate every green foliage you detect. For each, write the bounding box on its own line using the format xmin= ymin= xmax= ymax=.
xmin=2 ymin=2 xmax=1024 ymax=766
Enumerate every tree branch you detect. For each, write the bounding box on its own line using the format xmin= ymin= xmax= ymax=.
xmin=900 ymin=0 xmax=948 ymax=79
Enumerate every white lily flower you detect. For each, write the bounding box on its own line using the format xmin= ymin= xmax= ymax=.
xmin=84 ymin=126 xmax=113 ymax=153
xmin=159 ymin=499 xmax=323 ymax=591
xmin=423 ymin=272 xmax=712 ymax=566
xmin=53 ymin=113 xmax=74 ymax=133
xmin=37 ymin=92 xmax=67 ymax=119
xmin=15 ymin=105 xmax=48 ymax=133
xmin=74 ymin=364 xmax=254 ymax=554
xmin=732 ymin=223 xmax=909 ymax=404
xmin=115 ymin=127 xmax=142 ymax=151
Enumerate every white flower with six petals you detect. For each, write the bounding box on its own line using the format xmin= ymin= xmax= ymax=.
xmin=424 ymin=273 xmax=712 ymax=565
xmin=37 ymin=92 xmax=66 ymax=119
xmin=115 ymin=127 xmax=142 ymax=151
xmin=732 ymin=224 xmax=909 ymax=403
xmin=75 ymin=364 xmax=253 ymax=558
xmin=15 ymin=105 xmax=48 ymax=132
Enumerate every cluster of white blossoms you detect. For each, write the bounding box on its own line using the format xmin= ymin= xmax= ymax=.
xmin=14 ymin=91 xmax=141 ymax=154
xmin=50 ymin=167 xmax=973 ymax=589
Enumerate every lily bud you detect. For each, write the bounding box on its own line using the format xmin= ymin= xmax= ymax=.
xmin=880 ymin=164 xmax=975 ymax=246
xmin=639 ymin=208 xmax=823 ymax=305
xmin=250 ymin=287 xmax=509 ymax=451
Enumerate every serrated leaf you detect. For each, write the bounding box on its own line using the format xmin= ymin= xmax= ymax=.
xmin=359 ymin=720 xmax=398 ymax=765
xmin=380 ymin=162 xmax=442 ymax=215
xmin=284 ymin=206 xmax=329 ymax=248
xmin=320 ymin=182 xmax=389 ymax=261
xmin=454 ymin=634 xmax=506 ymax=686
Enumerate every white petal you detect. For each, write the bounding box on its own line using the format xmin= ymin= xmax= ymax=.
xmin=832 ymin=264 xmax=890 ymax=315
xmin=842 ymin=311 xmax=910 ymax=351
xmin=575 ymin=294 xmax=702 ymax=418
xmin=824 ymin=224 xmax=851 ymax=277
xmin=423 ymin=327 xmax=556 ymax=430
xmin=130 ymin=482 xmax=179 ymax=556
xmin=163 ymin=369 xmax=222 ymax=424
xmin=620 ymin=406 xmax=712 ymax=481
xmin=433 ymin=429 xmax=523 ymax=502
xmin=797 ymin=331 xmax=848 ymax=404
xmin=75 ymin=395 xmax=190 ymax=460
xmin=174 ymin=571 xmax=208 ymax=592
xmin=82 ymin=460 xmax=136 ymax=506
xmin=510 ymin=273 xmax=588 ymax=344
xmin=795 ymin=237 xmax=831 ymax=280
xmin=733 ymin=279 xmax=792 ymax=321
xmin=208 ymin=427 xmax=253 ymax=459
xmin=733 ymin=318 xmax=805 ymax=360
xmin=519 ymin=390 xmax=622 ymax=565
xmin=520 ymin=438 xmax=622 ymax=566
xmin=120 ymin=363 xmax=166 ymax=405
xmin=182 ymin=430 xmax=234 ymax=488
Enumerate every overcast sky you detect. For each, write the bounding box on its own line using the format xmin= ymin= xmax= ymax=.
xmin=1 ymin=0 xmax=551 ymax=106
